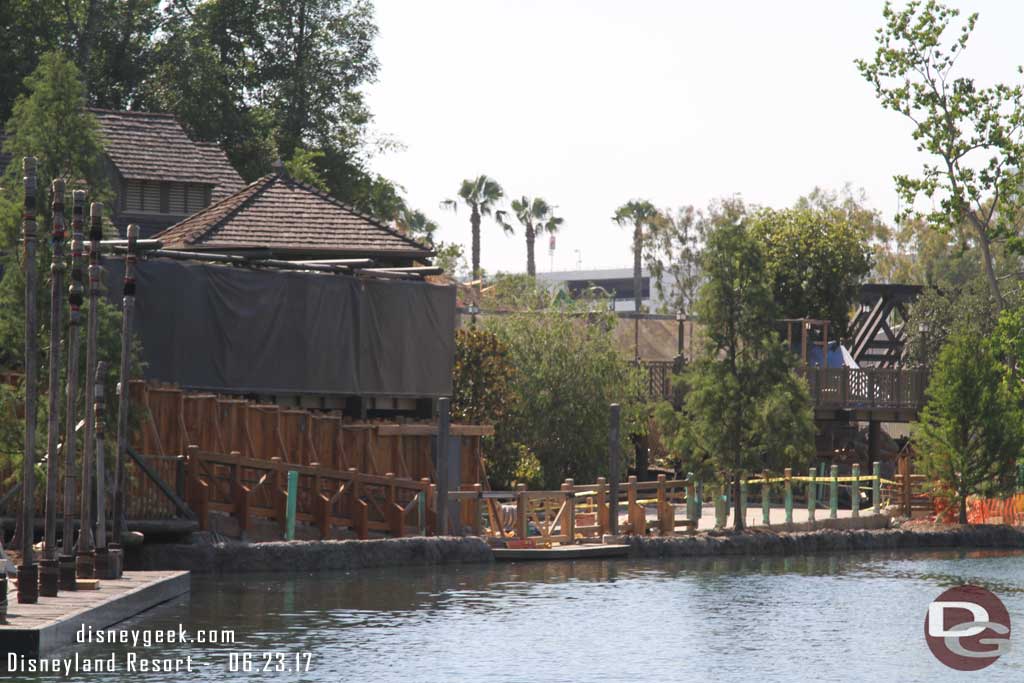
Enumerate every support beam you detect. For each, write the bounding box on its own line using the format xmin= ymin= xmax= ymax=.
xmin=62 ymin=189 xmax=86 ymax=589
xmin=435 ymin=398 xmax=450 ymax=535
xmin=608 ymin=404 xmax=621 ymax=536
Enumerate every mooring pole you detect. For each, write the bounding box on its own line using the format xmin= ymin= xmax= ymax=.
xmin=40 ymin=179 xmax=67 ymax=598
xmin=608 ymin=403 xmax=621 ymax=536
xmin=436 ymin=397 xmax=450 ymax=535
xmin=61 ymin=190 xmax=86 ymax=589
xmin=18 ymin=157 xmax=40 ymax=604
xmin=80 ymin=204 xmax=102 ymax=577
xmin=93 ymin=362 xmax=111 ymax=579
xmin=111 ymin=224 xmax=139 ymax=577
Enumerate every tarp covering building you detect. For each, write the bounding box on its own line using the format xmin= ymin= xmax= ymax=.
xmin=106 ymin=258 xmax=456 ymax=398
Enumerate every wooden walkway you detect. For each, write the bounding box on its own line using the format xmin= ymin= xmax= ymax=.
xmin=0 ymin=570 xmax=190 ymax=656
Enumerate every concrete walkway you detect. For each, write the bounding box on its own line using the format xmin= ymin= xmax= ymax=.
xmin=626 ymin=503 xmax=883 ymax=532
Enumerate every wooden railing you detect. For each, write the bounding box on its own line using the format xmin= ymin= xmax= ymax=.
xmin=183 ymin=446 xmax=432 ymax=539
xmin=449 ymin=474 xmax=700 ymax=543
xmin=640 ymin=362 xmax=928 ymax=413
xmin=801 ymin=367 xmax=928 ymax=411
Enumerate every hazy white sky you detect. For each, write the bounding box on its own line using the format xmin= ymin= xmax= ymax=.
xmin=365 ymin=1 xmax=1024 ymax=275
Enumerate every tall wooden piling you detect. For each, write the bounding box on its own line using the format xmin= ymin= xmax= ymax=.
xmin=112 ymin=224 xmax=139 ymax=576
xmin=761 ymin=469 xmax=770 ymax=527
xmin=19 ymin=157 xmax=40 ymax=604
xmin=40 ymin=179 xmax=67 ymax=598
xmin=608 ymin=403 xmax=621 ymax=535
xmin=81 ymin=204 xmax=102 ymax=575
xmin=436 ymin=397 xmax=450 ymax=535
xmin=61 ymin=190 xmax=86 ymax=589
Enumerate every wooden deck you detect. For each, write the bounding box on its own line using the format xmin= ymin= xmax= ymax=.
xmin=492 ymin=544 xmax=630 ymax=561
xmin=0 ymin=570 xmax=190 ymax=656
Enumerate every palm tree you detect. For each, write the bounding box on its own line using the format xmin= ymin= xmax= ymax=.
xmin=613 ymin=200 xmax=662 ymax=318
xmin=441 ymin=175 xmax=508 ymax=280
xmin=511 ymin=196 xmax=563 ymax=277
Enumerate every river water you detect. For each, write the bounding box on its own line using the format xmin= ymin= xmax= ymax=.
xmin=15 ymin=549 xmax=1024 ymax=682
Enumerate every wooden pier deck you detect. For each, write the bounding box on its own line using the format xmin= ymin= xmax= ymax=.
xmin=0 ymin=571 xmax=190 ymax=657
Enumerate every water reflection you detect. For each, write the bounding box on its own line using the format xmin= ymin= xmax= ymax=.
xmin=18 ymin=549 xmax=1024 ymax=683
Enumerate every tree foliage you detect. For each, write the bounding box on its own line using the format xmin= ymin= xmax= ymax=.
xmin=479 ymin=287 xmax=646 ymax=489
xmin=442 ymin=175 xmax=508 ymax=280
xmin=643 ymin=205 xmax=704 ymax=316
xmin=613 ymin=200 xmax=662 ymax=313
xmin=656 ymin=201 xmax=815 ymax=529
xmin=510 ymin=196 xmax=562 ymax=277
xmin=857 ymin=0 xmax=1024 ymax=310
xmin=749 ymin=204 xmax=873 ymax=338
xmin=915 ymin=329 xmax=1023 ymax=523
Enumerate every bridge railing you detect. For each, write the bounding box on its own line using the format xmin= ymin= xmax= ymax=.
xmin=800 ymin=367 xmax=928 ymax=410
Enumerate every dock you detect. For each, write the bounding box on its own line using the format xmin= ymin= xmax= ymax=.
xmin=492 ymin=544 xmax=630 ymax=561
xmin=0 ymin=571 xmax=190 ymax=657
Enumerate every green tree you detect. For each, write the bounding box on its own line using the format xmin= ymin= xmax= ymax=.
xmin=510 ymin=196 xmax=563 ymax=277
xmin=857 ymin=0 xmax=1024 ymax=311
xmin=643 ymin=205 xmax=705 ymax=316
xmin=749 ymin=205 xmax=873 ymax=338
xmin=915 ymin=330 xmax=1023 ymax=523
xmin=657 ymin=201 xmax=815 ymax=530
xmin=613 ymin=200 xmax=662 ymax=316
xmin=442 ymin=175 xmax=508 ymax=280
xmin=482 ymin=286 xmax=645 ymax=488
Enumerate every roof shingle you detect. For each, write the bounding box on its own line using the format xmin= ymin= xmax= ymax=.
xmin=89 ymin=109 xmax=244 ymax=198
xmin=155 ymin=174 xmax=433 ymax=259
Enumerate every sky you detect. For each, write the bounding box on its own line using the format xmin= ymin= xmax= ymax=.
xmin=365 ymin=1 xmax=1024 ymax=275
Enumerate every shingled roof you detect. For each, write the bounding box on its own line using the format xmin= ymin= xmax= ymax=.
xmin=89 ymin=109 xmax=244 ymax=200
xmin=154 ymin=173 xmax=434 ymax=260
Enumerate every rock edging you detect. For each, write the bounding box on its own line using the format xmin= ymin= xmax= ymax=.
xmin=621 ymin=524 xmax=1024 ymax=558
xmin=133 ymin=536 xmax=493 ymax=574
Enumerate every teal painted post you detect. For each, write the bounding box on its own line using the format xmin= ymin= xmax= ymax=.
xmin=686 ymin=472 xmax=697 ymax=521
xmin=807 ymin=467 xmax=816 ymax=525
xmin=829 ymin=465 xmax=839 ymax=519
xmin=817 ymin=462 xmax=825 ymax=507
xmin=714 ymin=493 xmax=727 ymax=529
xmin=740 ymin=480 xmax=748 ymax=525
xmin=761 ymin=470 xmax=770 ymax=527
xmin=872 ymin=461 xmax=881 ymax=514
xmin=286 ymin=470 xmax=298 ymax=541
xmin=851 ymin=464 xmax=860 ymax=518
xmin=784 ymin=468 xmax=793 ymax=526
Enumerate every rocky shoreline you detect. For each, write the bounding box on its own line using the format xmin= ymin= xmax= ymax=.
xmin=128 ymin=523 xmax=1024 ymax=573
xmin=621 ymin=523 xmax=1024 ymax=558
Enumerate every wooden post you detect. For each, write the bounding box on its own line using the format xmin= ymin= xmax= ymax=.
xmin=112 ymin=224 xmax=140 ymax=573
xmin=714 ymin=491 xmax=727 ymax=529
xmin=79 ymin=203 xmax=102 ymax=571
xmin=740 ymin=479 xmax=748 ymax=526
xmin=872 ymin=461 xmax=881 ymax=515
xmin=901 ymin=453 xmax=912 ymax=518
xmin=626 ymin=475 xmax=641 ymax=534
xmin=595 ymin=476 xmax=608 ymax=534
xmin=175 ymin=455 xmax=186 ymax=502
xmin=515 ymin=483 xmax=528 ymax=539
xmin=417 ymin=489 xmax=426 ymax=536
xmin=436 ymin=397 xmax=450 ymax=535
xmin=40 ymin=179 xmax=67 ymax=598
xmin=19 ymin=157 xmax=40 ymax=604
xmin=784 ymin=468 xmax=793 ymax=526
xmin=563 ymin=479 xmax=575 ymax=543
xmin=822 ymin=321 xmax=830 ymax=369
xmin=829 ymin=464 xmax=839 ymax=519
xmin=64 ymin=190 xmax=87 ymax=585
xmin=656 ymin=474 xmax=670 ymax=535
xmin=92 ymin=363 xmax=111 ymax=578
xmin=761 ymin=469 xmax=770 ymax=527
xmin=285 ymin=470 xmax=298 ymax=541
xmin=471 ymin=483 xmax=483 ymax=536
xmin=686 ymin=472 xmax=699 ymax=523
xmin=608 ymin=404 xmax=621 ymax=535
xmin=807 ymin=467 xmax=816 ymax=526
xmin=851 ymin=463 xmax=860 ymax=518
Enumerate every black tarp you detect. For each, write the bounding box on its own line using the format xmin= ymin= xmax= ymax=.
xmin=104 ymin=258 xmax=455 ymax=397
